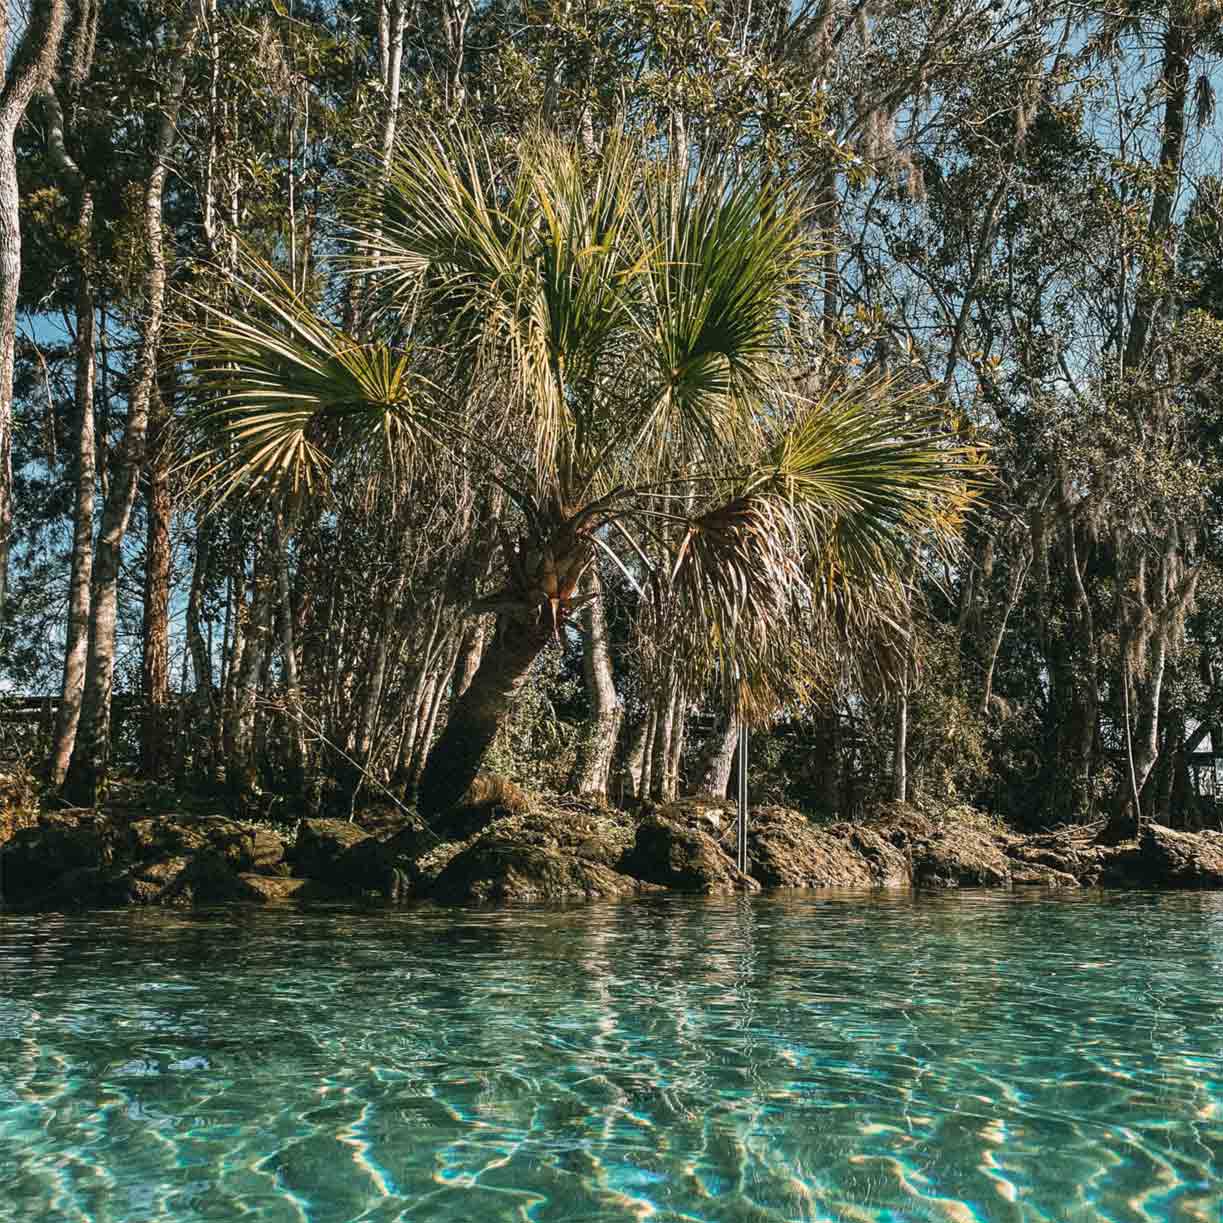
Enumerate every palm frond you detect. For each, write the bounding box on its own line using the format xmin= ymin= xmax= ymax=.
xmin=629 ymin=166 xmax=817 ymax=468
xmin=176 ymin=256 xmax=438 ymax=504
xmin=662 ymin=377 xmax=983 ymax=717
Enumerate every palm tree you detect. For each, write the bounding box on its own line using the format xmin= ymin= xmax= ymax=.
xmin=184 ymin=127 xmax=975 ymax=820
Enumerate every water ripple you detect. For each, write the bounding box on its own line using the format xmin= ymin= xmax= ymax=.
xmin=2 ymin=893 xmax=1223 ymax=1221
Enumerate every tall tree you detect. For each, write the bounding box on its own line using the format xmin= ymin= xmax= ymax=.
xmin=64 ymin=0 xmax=204 ymax=805
xmin=0 ymin=0 xmax=69 ymax=625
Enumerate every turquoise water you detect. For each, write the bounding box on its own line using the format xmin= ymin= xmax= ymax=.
xmin=2 ymin=893 xmax=1223 ymax=1222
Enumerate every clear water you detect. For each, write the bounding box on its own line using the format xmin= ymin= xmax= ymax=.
xmin=2 ymin=893 xmax=1223 ymax=1223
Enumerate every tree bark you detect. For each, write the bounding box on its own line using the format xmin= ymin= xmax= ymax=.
xmin=452 ymin=618 xmax=487 ymax=700
xmin=0 ymin=0 xmax=69 ymax=626
xmin=649 ymin=683 xmax=676 ymax=801
xmin=63 ymin=0 xmax=202 ymax=806
xmin=569 ymin=571 xmax=620 ymax=800
xmin=417 ymin=614 xmax=553 ymax=819
xmin=637 ymin=707 xmax=657 ymax=800
xmin=48 ymin=193 xmax=95 ymax=787
xmin=140 ymin=379 xmax=173 ymax=777
xmin=1123 ymin=13 xmax=1192 ymax=374
xmin=892 ymin=685 xmax=909 ymax=804
xmin=695 ymin=712 xmax=738 ymax=798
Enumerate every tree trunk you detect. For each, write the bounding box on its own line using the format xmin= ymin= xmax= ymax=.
xmin=410 ymin=639 xmax=460 ymax=791
xmin=0 ymin=0 xmax=69 ymax=627
xmin=649 ymin=683 xmax=676 ymax=801
xmin=452 ymin=617 xmax=486 ymax=700
xmin=48 ymin=193 xmax=95 ymax=787
xmin=892 ymin=686 xmax=908 ymax=804
xmin=229 ymin=550 xmax=275 ymax=808
xmin=569 ymin=571 xmax=620 ymax=800
xmin=140 ymin=379 xmax=172 ymax=777
xmin=1123 ymin=14 xmax=1192 ymax=373
xmin=695 ymin=712 xmax=738 ymax=798
xmin=63 ymin=0 xmax=201 ymax=806
xmin=665 ymin=689 xmax=686 ymax=800
xmin=274 ymin=514 xmax=306 ymax=792
xmin=637 ymin=708 xmax=657 ymax=800
xmin=617 ymin=716 xmax=649 ymax=803
xmin=417 ymin=614 xmax=552 ymax=819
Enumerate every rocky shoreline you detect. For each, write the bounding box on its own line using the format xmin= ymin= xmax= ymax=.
xmin=4 ymin=786 xmax=1223 ymax=911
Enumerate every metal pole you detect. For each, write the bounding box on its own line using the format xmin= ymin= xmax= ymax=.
xmin=737 ymin=721 xmax=749 ymax=875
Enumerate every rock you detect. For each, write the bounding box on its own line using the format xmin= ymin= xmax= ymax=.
xmin=426 ymin=839 xmax=651 ymax=904
xmin=248 ymin=828 xmax=287 ymax=871
xmin=622 ymin=817 xmax=759 ymax=894
xmin=747 ymin=806 xmax=911 ymax=888
xmin=291 ymin=819 xmax=371 ymax=880
xmin=1138 ymin=823 xmax=1223 ymax=888
xmin=910 ymin=826 xmax=1012 ymax=888
xmin=1011 ymin=864 xmax=1080 ymax=887
xmin=479 ymin=805 xmax=636 ymax=867
xmin=867 ymin=805 xmax=939 ymax=849
xmin=436 ymin=774 xmax=533 ymax=840
xmin=126 ymin=816 xmax=285 ymax=873
xmin=409 ymin=838 xmax=471 ymax=890
xmin=648 ymin=798 xmax=730 ymax=836
xmin=236 ymin=874 xmax=344 ymax=902
xmin=1008 ymin=830 xmax=1104 ymax=884
xmin=1 ymin=814 xmax=103 ymax=900
xmin=19 ymin=866 xmax=134 ymax=910
xmin=159 ymin=852 xmax=251 ymax=906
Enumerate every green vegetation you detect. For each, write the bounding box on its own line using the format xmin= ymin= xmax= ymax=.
xmin=2 ymin=0 xmax=1222 ymax=841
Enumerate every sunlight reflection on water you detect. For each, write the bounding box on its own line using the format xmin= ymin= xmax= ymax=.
xmin=1 ymin=891 xmax=1222 ymax=1221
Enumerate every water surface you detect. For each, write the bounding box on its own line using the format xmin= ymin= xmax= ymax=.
xmin=2 ymin=891 xmax=1223 ymax=1221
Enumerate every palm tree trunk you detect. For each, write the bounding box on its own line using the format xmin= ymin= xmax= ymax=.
xmin=452 ymin=618 xmax=487 ymax=700
xmin=665 ymin=689 xmax=686 ymax=799
xmin=695 ymin=712 xmax=738 ymax=798
xmin=638 ymin=708 xmax=657 ymax=799
xmin=650 ymin=682 xmax=682 ymax=801
xmin=417 ymin=614 xmax=553 ymax=819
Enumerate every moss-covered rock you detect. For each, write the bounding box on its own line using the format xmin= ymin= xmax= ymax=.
xmin=910 ymin=826 xmax=1013 ymax=888
xmin=745 ymin=808 xmax=911 ymax=888
xmin=425 ymin=840 xmax=651 ymax=904
xmin=1137 ymin=823 xmax=1223 ymax=887
xmin=290 ymin=818 xmax=371 ymax=880
xmin=1 ymin=813 xmax=104 ymax=900
xmin=622 ymin=816 xmax=759 ymax=895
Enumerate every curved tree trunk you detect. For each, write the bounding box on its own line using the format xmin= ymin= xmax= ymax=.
xmin=417 ymin=614 xmax=553 ymax=820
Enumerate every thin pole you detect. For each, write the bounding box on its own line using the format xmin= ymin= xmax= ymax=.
xmin=737 ymin=721 xmax=749 ymax=875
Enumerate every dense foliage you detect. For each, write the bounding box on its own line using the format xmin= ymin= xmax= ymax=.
xmin=2 ymin=0 xmax=1222 ymax=836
